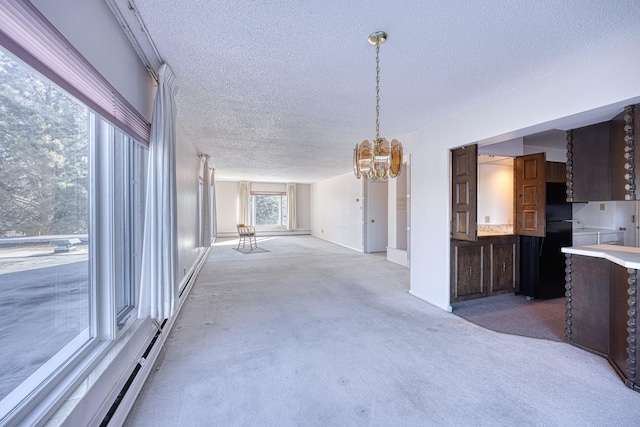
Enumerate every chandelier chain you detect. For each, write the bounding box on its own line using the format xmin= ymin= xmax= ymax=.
xmin=375 ymin=43 xmax=380 ymax=141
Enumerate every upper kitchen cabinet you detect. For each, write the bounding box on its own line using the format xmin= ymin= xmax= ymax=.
xmin=567 ymin=121 xmax=613 ymax=202
xmin=567 ymin=104 xmax=639 ymax=202
xmin=451 ymin=144 xmax=477 ymax=241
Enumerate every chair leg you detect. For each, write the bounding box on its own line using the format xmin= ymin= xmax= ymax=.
xmin=237 ymin=235 xmax=244 ymax=250
xmin=250 ymin=234 xmax=257 ymax=250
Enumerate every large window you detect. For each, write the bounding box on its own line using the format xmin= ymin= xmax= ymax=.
xmin=113 ymin=130 xmax=147 ymax=321
xmin=0 ymin=47 xmax=147 ymax=421
xmin=0 ymin=49 xmax=91 ymax=403
xmin=250 ymin=193 xmax=288 ymax=227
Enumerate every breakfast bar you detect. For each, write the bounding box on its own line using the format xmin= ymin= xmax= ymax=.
xmin=561 ymin=244 xmax=640 ymax=391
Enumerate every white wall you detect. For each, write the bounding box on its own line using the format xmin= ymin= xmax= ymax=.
xmin=310 ymin=172 xmax=363 ymax=251
xmin=215 ymin=181 xmax=240 ymax=233
xmin=215 ymin=181 xmax=311 ymax=234
xmin=410 ymin=36 xmax=640 ymax=312
xmin=478 ymin=163 xmax=514 ymax=225
xmin=296 ymin=184 xmax=311 ymax=230
xmin=175 ymin=124 xmax=205 ymax=283
xmin=523 ymin=145 xmax=567 ymax=162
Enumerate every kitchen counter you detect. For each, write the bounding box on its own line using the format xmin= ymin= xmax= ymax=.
xmin=477 ymin=231 xmax=514 ymax=237
xmin=572 ymin=227 xmax=618 ymax=235
xmin=562 ymin=244 xmax=640 ymax=269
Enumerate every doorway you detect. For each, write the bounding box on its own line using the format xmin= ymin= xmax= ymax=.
xmin=364 ymin=180 xmax=388 ymax=253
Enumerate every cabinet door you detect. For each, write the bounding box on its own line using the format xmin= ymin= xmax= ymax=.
xmin=571 ymin=121 xmax=611 ymax=202
xmin=515 ymin=153 xmax=546 ymax=237
xmin=451 ymin=242 xmax=485 ymax=302
xmin=489 ymin=240 xmax=517 ymax=295
xmin=451 ymin=144 xmax=477 ymax=241
xmin=570 ymin=255 xmax=611 ymax=355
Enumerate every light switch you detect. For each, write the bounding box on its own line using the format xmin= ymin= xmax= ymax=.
xmin=600 ymin=203 xmax=606 ymax=211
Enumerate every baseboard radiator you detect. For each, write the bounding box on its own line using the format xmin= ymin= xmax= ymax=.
xmin=100 ymin=247 xmax=210 ymax=426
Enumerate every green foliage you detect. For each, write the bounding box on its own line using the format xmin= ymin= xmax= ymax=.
xmin=253 ymin=195 xmax=287 ymax=226
xmin=0 ymin=51 xmax=88 ymax=237
xmin=254 ymin=195 xmax=279 ymax=225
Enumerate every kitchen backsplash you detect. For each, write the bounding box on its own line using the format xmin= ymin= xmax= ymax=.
xmin=478 ymin=224 xmax=513 ymax=234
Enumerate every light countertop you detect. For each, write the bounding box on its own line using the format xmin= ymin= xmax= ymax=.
xmin=572 ymin=227 xmax=621 ymax=235
xmin=477 ymin=231 xmax=513 ymax=237
xmin=561 ymin=244 xmax=640 ymax=269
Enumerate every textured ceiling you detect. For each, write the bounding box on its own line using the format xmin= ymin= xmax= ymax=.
xmin=119 ymin=1 xmax=640 ymax=183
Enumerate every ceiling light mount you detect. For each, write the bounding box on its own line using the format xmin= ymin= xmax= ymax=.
xmin=354 ymin=31 xmax=403 ymax=181
xmin=367 ymin=31 xmax=387 ymax=46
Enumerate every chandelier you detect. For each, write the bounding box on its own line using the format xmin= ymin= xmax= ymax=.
xmin=354 ymin=31 xmax=403 ymax=181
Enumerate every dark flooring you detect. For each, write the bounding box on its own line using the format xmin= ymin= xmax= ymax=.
xmin=452 ymin=293 xmax=566 ymax=342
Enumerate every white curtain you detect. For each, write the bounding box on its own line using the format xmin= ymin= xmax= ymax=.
xmin=287 ymin=182 xmax=297 ymax=230
xmin=138 ymin=64 xmax=178 ymax=321
xmin=237 ymin=181 xmax=250 ymax=225
xmin=211 ymin=168 xmax=217 ymax=239
xmin=200 ymin=155 xmax=211 ymax=246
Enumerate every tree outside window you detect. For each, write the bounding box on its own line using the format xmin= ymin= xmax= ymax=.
xmin=251 ymin=194 xmax=287 ymax=227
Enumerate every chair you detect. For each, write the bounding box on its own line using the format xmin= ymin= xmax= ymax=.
xmin=236 ymin=224 xmax=257 ymax=250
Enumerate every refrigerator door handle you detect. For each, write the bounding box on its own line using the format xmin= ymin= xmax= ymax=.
xmin=538 ymin=237 xmax=545 ymax=257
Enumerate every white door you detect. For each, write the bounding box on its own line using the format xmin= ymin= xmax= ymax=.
xmin=364 ymin=180 xmax=388 ymax=253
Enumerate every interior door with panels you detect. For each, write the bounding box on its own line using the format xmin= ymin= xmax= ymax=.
xmin=515 ymin=152 xmax=546 ymax=237
xmin=451 ymin=144 xmax=477 ymax=241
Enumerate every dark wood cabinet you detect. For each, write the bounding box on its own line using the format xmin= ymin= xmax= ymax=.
xmin=570 ymin=256 xmax=610 ymax=355
xmin=451 ymin=235 xmax=519 ymax=303
xmin=545 ymin=161 xmax=566 ymax=183
xmin=567 ymin=110 xmax=634 ymax=202
xmin=451 ymin=242 xmax=485 ymax=301
xmin=489 ymin=239 xmax=519 ymax=296
xmin=570 ymin=122 xmax=612 ymax=202
xmin=565 ymin=253 xmax=639 ymax=391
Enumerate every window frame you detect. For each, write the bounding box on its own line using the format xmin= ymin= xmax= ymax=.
xmin=0 ymin=48 xmax=148 ymax=427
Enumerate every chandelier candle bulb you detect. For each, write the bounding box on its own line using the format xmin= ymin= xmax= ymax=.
xmin=354 ymin=31 xmax=403 ymax=181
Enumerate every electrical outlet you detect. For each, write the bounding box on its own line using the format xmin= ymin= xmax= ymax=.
xmin=600 ymin=203 xmax=606 ymax=211
xmin=484 ymin=216 xmax=490 ymax=223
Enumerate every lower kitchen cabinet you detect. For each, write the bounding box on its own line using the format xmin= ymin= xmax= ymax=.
xmin=450 ymin=235 xmax=520 ymax=303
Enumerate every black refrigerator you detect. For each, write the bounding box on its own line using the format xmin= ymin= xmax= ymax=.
xmin=520 ymin=182 xmax=572 ymax=299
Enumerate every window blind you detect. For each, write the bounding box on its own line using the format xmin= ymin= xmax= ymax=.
xmin=0 ymin=0 xmax=150 ymax=144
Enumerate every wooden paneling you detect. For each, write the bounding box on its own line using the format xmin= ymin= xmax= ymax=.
xmin=571 ymin=122 xmax=611 ymax=202
xmin=450 ymin=145 xmax=477 ymax=241
xmin=515 ymin=153 xmax=546 ymax=237
xmin=571 ymin=255 xmax=610 ymax=355
xmin=610 ymin=263 xmax=631 ymax=376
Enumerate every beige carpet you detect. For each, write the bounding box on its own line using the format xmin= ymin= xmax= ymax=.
xmin=125 ymin=236 xmax=640 ymax=426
